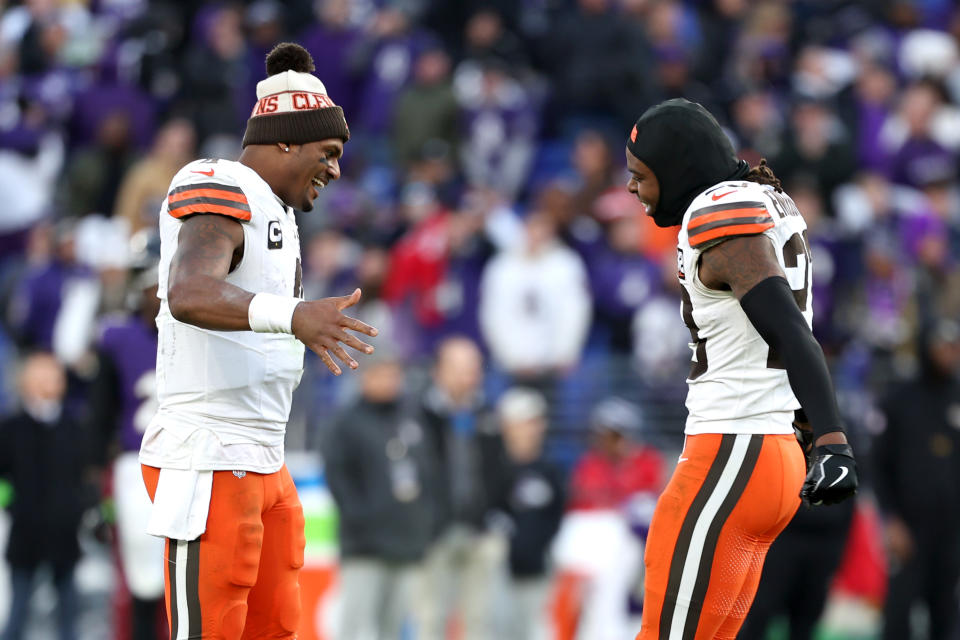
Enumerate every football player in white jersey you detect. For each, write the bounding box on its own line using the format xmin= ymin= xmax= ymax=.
xmin=138 ymin=43 xmax=377 ymax=639
xmin=623 ymin=99 xmax=858 ymax=640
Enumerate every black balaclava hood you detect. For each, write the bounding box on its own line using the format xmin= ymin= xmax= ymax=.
xmin=627 ymin=98 xmax=749 ymax=227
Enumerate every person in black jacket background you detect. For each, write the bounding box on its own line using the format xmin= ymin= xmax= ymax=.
xmin=321 ymin=350 xmax=439 ymax=640
xmin=413 ymin=336 xmax=507 ymax=640
xmin=874 ymin=318 xmax=960 ymax=640
xmin=0 ymin=352 xmax=96 ymax=640
xmin=493 ymin=387 xmax=565 ymax=640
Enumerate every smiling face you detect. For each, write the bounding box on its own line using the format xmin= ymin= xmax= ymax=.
xmin=626 ymin=148 xmax=660 ymax=219
xmin=284 ymin=138 xmax=344 ymax=211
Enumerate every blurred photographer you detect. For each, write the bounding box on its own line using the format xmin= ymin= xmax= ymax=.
xmin=874 ymin=319 xmax=960 ymax=640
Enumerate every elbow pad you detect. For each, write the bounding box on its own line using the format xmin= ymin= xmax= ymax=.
xmin=739 ymin=276 xmax=844 ymax=440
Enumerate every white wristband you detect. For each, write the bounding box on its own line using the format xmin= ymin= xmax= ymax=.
xmin=247 ymin=293 xmax=301 ymax=334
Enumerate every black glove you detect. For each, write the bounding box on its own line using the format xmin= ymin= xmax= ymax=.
xmin=800 ymin=444 xmax=858 ymax=506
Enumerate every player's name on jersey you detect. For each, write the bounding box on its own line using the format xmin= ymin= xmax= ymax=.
xmin=767 ymin=190 xmax=803 ymax=219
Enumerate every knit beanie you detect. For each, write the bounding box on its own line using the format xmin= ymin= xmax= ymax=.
xmin=241 ymin=43 xmax=350 ymax=148
xmin=627 ymin=98 xmax=748 ymax=227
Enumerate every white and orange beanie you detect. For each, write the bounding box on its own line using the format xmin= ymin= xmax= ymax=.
xmin=241 ymin=42 xmax=350 ymax=148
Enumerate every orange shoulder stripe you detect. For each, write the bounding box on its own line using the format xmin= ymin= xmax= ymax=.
xmin=167 ymin=202 xmax=252 ymax=221
xmin=689 ymin=221 xmax=775 ymax=248
xmin=168 ymin=188 xmax=249 ymax=204
xmin=687 ymin=207 xmax=770 ymax=230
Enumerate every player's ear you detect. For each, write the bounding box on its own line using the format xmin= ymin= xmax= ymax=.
xmin=277 ymin=142 xmax=291 ymax=153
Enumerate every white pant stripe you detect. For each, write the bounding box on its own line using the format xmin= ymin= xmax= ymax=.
xmin=175 ymin=539 xmax=190 ymax=640
xmin=668 ymin=433 xmax=752 ymax=640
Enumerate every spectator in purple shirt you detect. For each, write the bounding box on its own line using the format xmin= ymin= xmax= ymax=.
xmin=456 ymin=57 xmax=538 ymax=200
xmin=890 ymin=137 xmax=956 ymax=191
xmin=350 ymin=7 xmax=438 ymax=140
xmin=579 ymin=203 xmax=661 ymax=355
xmin=788 ymin=178 xmax=845 ymax=350
xmin=8 ymin=223 xmax=97 ymax=357
xmin=882 ymin=79 xmax=959 ymax=188
xmin=300 ymin=0 xmax=364 ymax=123
xmin=89 ymin=250 xmax=165 ymax=640
xmin=241 ymin=1 xmax=289 ymax=119
xmin=849 ymin=61 xmax=899 ymax=174
xmin=847 ymin=230 xmax=917 ymax=386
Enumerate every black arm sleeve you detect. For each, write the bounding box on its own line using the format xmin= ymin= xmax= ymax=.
xmin=739 ymin=276 xmax=844 ymax=440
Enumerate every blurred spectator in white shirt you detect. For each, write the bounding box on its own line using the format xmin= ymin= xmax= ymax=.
xmin=479 ymin=210 xmax=591 ymax=384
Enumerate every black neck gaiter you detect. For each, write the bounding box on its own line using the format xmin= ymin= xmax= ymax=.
xmin=627 ymin=98 xmax=749 ymax=227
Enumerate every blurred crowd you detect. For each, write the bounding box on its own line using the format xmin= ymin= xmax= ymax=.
xmin=1 ymin=0 xmax=960 ymax=638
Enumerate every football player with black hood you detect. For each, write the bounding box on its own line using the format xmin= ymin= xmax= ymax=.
xmin=624 ymin=99 xmax=858 ymax=640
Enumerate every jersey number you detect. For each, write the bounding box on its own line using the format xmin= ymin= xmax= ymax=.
xmin=681 ymin=287 xmax=708 ymax=380
xmin=767 ymin=231 xmax=812 ymax=369
xmin=682 ymin=225 xmax=813 ymax=376
xmin=781 ymin=232 xmax=811 ymax=312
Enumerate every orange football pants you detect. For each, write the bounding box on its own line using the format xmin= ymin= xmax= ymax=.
xmin=142 ymin=464 xmax=305 ymax=640
xmin=636 ymin=433 xmax=805 ymax=640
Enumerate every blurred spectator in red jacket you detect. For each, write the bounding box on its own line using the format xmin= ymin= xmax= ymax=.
xmin=567 ymin=398 xmax=664 ymax=512
xmin=552 ymin=397 xmax=665 ymax=640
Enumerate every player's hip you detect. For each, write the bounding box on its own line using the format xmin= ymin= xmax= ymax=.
xmin=664 ymin=433 xmax=804 ymax=536
xmin=141 ymin=463 xmax=299 ymax=513
xmin=684 ymin=378 xmax=800 ymax=435
xmin=638 ymin=434 xmax=804 ymax=640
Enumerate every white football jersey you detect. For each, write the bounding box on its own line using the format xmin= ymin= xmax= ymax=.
xmin=139 ymin=159 xmax=305 ymax=473
xmin=676 ymin=180 xmax=812 ymax=435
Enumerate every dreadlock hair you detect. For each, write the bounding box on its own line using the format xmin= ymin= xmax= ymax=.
xmin=745 ymin=158 xmax=783 ymax=193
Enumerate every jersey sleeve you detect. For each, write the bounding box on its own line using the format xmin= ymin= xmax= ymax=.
xmin=685 ymin=198 xmax=774 ymax=251
xmin=166 ymin=170 xmax=251 ymax=222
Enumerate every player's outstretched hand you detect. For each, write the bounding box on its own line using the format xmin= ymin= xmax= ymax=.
xmin=800 ymin=444 xmax=858 ymax=506
xmin=292 ymin=288 xmax=378 ymax=375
